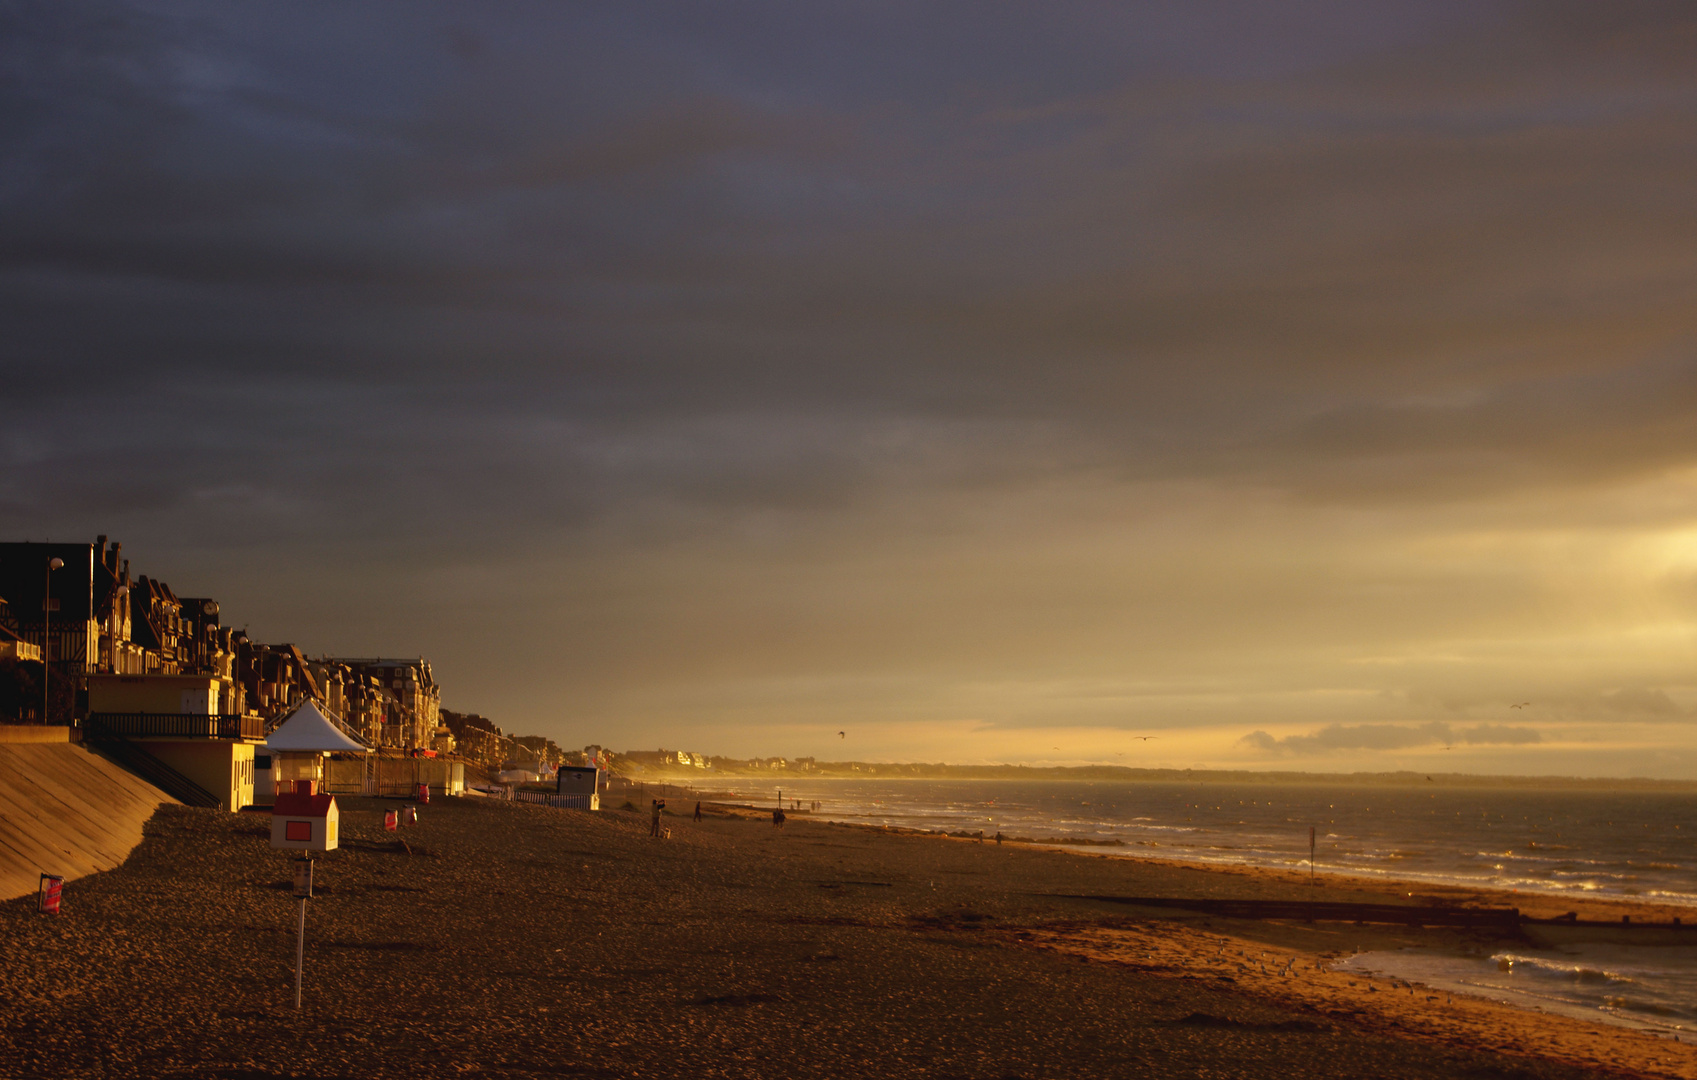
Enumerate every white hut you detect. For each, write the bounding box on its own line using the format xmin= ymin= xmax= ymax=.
xmin=259 ymin=701 xmax=368 ymax=802
xmin=555 ymin=766 xmax=600 ymax=810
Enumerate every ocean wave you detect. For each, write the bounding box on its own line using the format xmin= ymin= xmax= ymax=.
xmin=788 ymin=778 xmax=1697 ymax=909
xmin=1603 ymin=997 xmax=1691 ymax=1018
xmin=1493 ymin=953 xmax=1633 ymax=985
xmin=1642 ymin=889 xmax=1697 ymax=903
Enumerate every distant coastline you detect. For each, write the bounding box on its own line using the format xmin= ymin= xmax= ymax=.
xmin=622 ymin=760 xmax=1697 ymax=790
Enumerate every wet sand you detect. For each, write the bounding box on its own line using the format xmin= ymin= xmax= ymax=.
xmin=0 ymin=794 xmax=1687 ymax=1079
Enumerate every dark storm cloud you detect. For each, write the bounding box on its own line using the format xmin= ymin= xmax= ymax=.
xmin=4 ymin=0 xmax=1693 ymax=516
xmin=8 ymin=1 xmax=1696 ymax=473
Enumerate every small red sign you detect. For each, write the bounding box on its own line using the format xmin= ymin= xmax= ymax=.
xmin=38 ymin=874 xmax=63 ymax=916
xmin=384 ymin=810 xmax=398 ymax=831
xmin=285 ymin=820 xmax=312 ymax=842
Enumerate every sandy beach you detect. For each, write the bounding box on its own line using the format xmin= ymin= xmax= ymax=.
xmin=3 ymin=794 xmax=1692 ymax=1079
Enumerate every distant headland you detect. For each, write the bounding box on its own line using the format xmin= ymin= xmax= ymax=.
xmin=615 ymin=752 xmax=1697 ymax=791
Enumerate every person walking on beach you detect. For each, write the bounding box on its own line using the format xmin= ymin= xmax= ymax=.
xmin=693 ymin=801 xmax=702 ymax=822
xmin=650 ymin=798 xmax=666 ymax=838
xmin=773 ymin=806 xmax=786 ymax=828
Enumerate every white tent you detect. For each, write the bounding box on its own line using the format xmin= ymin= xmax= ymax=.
xmin=266 ymin=700 xmax=368 ymax=753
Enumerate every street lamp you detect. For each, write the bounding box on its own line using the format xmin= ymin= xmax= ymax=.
xmin=44 ymin=556 xmax=63 ymax=724
xmin=110 ymin=584 xmax=129 ymax=674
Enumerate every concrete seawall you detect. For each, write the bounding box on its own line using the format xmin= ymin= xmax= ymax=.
xmin=0 ymin=727 xmax=174 ymax=901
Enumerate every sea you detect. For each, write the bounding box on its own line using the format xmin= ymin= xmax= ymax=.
xmin=722 ymin=776 xmax=1697 ymax=1036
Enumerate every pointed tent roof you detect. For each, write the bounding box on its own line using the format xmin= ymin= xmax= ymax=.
xmin=266 ymin=700 xmax=368 ymax=753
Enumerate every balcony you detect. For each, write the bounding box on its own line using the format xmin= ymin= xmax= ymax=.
xmin=86 ymin=712 xmax=266 ymax=741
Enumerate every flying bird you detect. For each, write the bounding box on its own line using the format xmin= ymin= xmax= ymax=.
xmin=838 ymin=731 xmax=845 ymax=739
xmin=1131 ymin=736 xmax=1158 ymax=741
xmin=1510 ymin=702 xmax=1531 ymax=709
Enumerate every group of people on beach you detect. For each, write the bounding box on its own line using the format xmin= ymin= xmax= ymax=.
xmin=649 ymin=796 xmax=820 ymax=834
xmin=651 ymin=798 xmax=709 ymax=836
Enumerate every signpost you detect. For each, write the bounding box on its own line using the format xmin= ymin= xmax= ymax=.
xmin=292 ymin=857 xmax=313 ymax=1009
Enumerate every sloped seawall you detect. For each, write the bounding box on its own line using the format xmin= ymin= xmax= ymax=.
xmin=0 ymin=727 xmax=173 ymax=901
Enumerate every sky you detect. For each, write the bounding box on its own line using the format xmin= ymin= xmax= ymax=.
xmin=6 ymin=2 xmax=1697 ymax=776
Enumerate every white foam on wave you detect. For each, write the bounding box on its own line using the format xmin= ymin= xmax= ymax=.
xmin=764 ymin=777 xmax=1697 ymax=910
xmin=1340 ymin=948 xmax=1697 ymax=1034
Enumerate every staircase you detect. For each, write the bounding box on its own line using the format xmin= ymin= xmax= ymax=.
xmin=81 ymin=721 xmax=223 ymax=809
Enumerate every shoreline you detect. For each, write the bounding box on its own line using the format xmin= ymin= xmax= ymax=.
xmin=698 ymin=797 xmax=1697 ymax=921
xmin=6 ymin=794 xmax=1694 ymax=1078
xmin=623 ymin=766 xmax=1697 ymax=791
xmin=712 ymin=799 xmax=1697 ymax=1065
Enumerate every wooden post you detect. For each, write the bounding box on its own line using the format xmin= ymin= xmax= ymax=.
xmin=293 ymin=897 xmax=307 ymax=1008
xmin=292 ymin=857 xmax=313 ymax=1008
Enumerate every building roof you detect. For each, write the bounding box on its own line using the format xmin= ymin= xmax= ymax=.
xmin=272 ymin=791 xmax=337 ymax=816
xmin=266 ymin=700 xmax=368 ymax=752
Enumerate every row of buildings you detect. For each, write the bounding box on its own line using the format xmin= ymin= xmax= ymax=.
xmin=439 ymin=708 xmax=568 ymax=772
xmin=617 ymin=750 xmax=815 ymax=772
xmin=0 ymin=537 xmax=447 ymax=753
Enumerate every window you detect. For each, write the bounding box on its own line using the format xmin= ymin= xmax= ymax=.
xmin=285 ymin=821 xmax=312 ymax=842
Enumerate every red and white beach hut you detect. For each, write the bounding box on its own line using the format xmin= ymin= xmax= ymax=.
xmin=270 ymin=781 xmax=340 ymax=851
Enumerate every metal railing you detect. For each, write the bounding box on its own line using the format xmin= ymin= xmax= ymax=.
xmin=80 ymin=725 xmax=224 ymax=809
xmin=85 ymin=712 xmax=265 ymax=741
xmin=513 ymin=790 xmax=595 ymax=810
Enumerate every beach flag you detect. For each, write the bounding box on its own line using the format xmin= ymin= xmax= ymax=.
xmin=415 ymin=783 xmax=430 ymax=804
xmin=403 ymin=806 xmax=418 ymax=826
xmin=38 ymin=873 xmax=63 ymax=915
xmin=384 ymin=810 xmax=398 ymax=831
